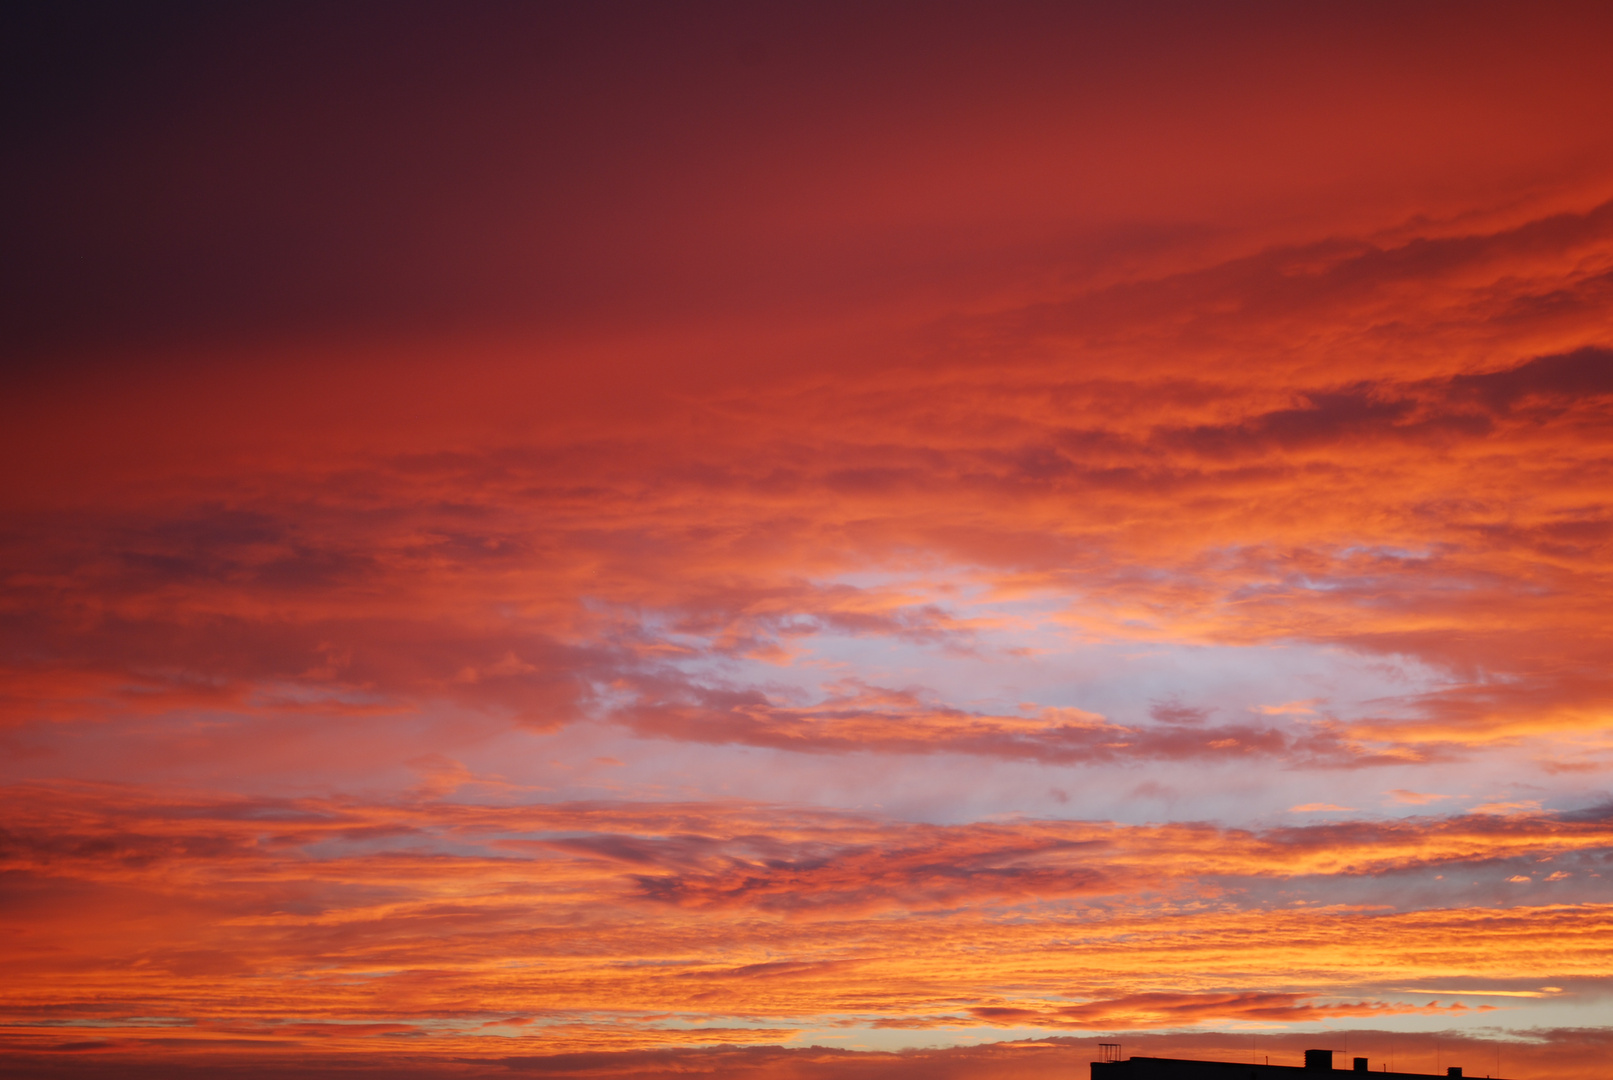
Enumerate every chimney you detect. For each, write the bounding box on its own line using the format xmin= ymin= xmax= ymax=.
xmin=1306 ymin=1051 xmax=1334 ymax=1071
xmin=1447 ymin=1070 xmax=1462 ymax=1078
xmin=1354 ymin=1060 xmax=1368 ymax=1073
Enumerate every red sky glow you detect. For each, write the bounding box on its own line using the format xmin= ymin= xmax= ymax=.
xmin=4 ymin=3 xmax=1613 ymax=1078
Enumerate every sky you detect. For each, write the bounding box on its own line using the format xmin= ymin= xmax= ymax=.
xmin=3 ymin=2 xmax=1613 ymax=1078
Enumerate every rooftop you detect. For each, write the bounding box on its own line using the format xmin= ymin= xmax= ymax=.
xmin=1091 ymin=1050 xmax=1506 ymax=1080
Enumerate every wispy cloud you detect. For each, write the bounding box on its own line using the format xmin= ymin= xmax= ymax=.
xmin=2 ymin=781 xmax=1610 ymax=1061
xmin=5 ymin=7 xmax=1613 ymax=1070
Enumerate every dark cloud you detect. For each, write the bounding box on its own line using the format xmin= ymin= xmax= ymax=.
xmin=1450 ymin=346 xmax=1613 ymax=414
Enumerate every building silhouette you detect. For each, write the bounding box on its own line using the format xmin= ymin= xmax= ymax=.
xmin=1093 ymin=1048 xmax=1505 ymax=1080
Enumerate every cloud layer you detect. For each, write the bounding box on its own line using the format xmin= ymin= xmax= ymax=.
xmin=4 ymin=784 xmax=1610 ymax=1060
xmin=4 ymin=4 xmax=1613 ymax=1076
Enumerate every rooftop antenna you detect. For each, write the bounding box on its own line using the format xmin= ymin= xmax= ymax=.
xmin=1101 ymin=1043 xmax=1123 ymax=1063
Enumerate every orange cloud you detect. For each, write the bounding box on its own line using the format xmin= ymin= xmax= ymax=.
xmin=5 ymin=6 xmax=1613 ymax=1074
xmin=3 ymin=781 xmax=1610 ymax=1065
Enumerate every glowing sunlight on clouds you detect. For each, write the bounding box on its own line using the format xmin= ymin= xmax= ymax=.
xmin=4 ymin=3 xmax=1613 ymax=1077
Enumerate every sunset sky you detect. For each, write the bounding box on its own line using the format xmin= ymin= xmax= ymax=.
xmin=4 ymin=3 xmax=1613 ymax=1078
